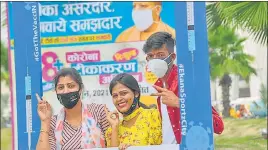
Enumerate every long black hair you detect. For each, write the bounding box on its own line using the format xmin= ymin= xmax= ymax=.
xmin=109 ymin=73 xmax=140 ymax=99
xmin=53 ymin=68 xmax=84 ymax=90
xmin=109 ymin=73 xmax=150 ymax=114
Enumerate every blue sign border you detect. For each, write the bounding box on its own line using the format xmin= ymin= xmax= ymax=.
xmin=175 ymin=2 xmax=214 ymax=149
xmin=11 ymin=2 xmax=43 ymax=150
xmin=9 ymin=2 xmax=214 ymax=150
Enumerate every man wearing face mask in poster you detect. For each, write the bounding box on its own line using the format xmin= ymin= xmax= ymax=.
xmin=116 ymin=2 xmax=175 ymax=43
xmin=144 ymin=32 xmax=224 ymax=144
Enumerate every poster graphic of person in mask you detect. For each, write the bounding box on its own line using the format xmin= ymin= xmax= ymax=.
xmin=116 ymin=2 xmax=175 ymax=43
xmin=144 ymin=31 xmax=224 ymax=144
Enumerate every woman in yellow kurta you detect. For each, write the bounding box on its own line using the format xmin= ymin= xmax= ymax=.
xmin=105 ymin=73 xmax=162 ymax=149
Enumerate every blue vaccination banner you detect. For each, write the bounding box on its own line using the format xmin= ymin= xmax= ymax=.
xmin=8 ymin=1 xmax=214 ymax=150
xmin=175 ymin=2 xmax=214 ymax=150
xmin=11 ymin=2 xmax=42 ymax=150
xmin=8 ymin=2 xmax=175 ymax=48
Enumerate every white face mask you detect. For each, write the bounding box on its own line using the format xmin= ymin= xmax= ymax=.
xmin=147 ymin=54 xmax=172 ymax=78
xmin=132 ymin=7 xmax=157 ymax=31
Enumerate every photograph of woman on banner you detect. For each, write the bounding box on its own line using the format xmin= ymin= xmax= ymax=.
xmin=116 ymin=2 xmax=175 ymax=43
xmin=143 ymin=31 xmax=224 ymax=144
xmin=35 ymin=68 xmax=109 ymax=150
xmin=105 ymin=73 xmax=162 ymax=150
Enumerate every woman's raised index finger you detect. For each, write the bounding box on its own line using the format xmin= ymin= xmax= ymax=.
xmin=104 ymin=105 xmax=109 ymax=115
xmin=35 ymin=93 xmax=42 ymax=102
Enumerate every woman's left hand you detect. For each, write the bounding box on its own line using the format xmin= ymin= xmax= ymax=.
xmin=118 ymin=143 xmax=131 ymax=150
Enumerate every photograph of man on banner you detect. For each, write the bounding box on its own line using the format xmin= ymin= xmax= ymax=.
xmin=116 ymin=2 xmax=175 ymax=43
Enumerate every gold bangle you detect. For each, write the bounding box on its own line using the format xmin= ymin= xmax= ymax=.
xmin=40 ymin=129 xmax=49 ymax=134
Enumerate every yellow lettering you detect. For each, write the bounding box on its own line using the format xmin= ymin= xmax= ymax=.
xmin=114 ymin=53 xmax=123 ymax=61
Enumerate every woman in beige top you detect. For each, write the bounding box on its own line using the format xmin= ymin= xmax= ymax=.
xmin=36 ymin=68 xmax=109 ymax=150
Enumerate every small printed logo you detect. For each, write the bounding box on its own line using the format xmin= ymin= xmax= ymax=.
xmin=113 ymin=48 xmax=139 ymax=62
xmin=185 ymin=121 xmax=213 ymax=150
xmin=24 ymin=2 xmax=35 ymax=10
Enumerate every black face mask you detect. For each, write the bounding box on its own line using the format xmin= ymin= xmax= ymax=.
xmin=119 ymin=97 xmax=139 ymax=116
xmin=57 ymin=91 xmax=80 ymax=109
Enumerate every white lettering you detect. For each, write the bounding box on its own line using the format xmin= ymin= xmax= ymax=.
xmin=32 ymin=5 xmax=39 ymax=62
xmin=70 ymin=16 xmax=122 ymax=32
xmin=40 ymin=18 xmax=67 ymax=33
xmin=39 ymin=4 xmax=59 ymax=16
xmin=62 ymin=2 xmax=113 ymax=16
xmin=67 ymin=53 xmax=80 ymax=63
xmin=179 ymin=64 xmax=187 ymax=135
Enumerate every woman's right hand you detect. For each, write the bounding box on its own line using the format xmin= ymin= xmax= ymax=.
xmin=119 ymin=143 xmax=131 ymax=150
xmin=36 ymin=93 xmax=52 ymax=124
xmin=105 ymin=106 xmax=120 ymax=128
